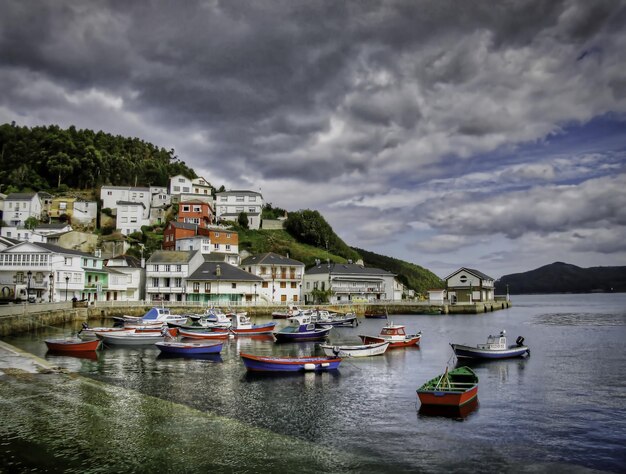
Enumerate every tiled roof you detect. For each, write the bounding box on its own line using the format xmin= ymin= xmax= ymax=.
xmin=305 ymin=263 xmax=395 ymax=276
xmin=240 ymin=252 xmax=304 ymax=267
xmin=146 ymin=250 xmax=196 ymax=264
xmin=443 ymin=267 xmax=495 ymax=281
xmin=5 ymin=193 xmax=37 ymax=201
xmin=188 ymin=262 xmax=263 ymax=282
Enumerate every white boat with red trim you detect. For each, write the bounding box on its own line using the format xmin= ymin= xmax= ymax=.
xmin=358 ymin=321 xmax=421 ymax=348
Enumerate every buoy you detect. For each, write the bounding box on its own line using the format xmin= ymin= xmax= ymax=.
xmin=303 ymin=363 xmax=316 ymax=371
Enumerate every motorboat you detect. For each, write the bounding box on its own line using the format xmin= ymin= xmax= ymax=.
xmin=358 ymin=321 xmax=421 ymax=348
xmin=273 ymin=314 xmax=332 ymax=342
xmin=450 ymin=330 xmax=530 ymax=359
xmin=229 ymin=313 xmax=276 ymax=335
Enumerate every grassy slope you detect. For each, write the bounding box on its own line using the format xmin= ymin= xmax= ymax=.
xmin=236 ymin=227 xmax=442 ymax=295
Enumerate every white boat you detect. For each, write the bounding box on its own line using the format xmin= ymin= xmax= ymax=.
xmin=115 ymin=306 xmax=187 ymax=326
xmin=77 ymin=323 xmax=133 ymax=340
xmin=313 ymin=310 xmax=358 ymax=327
xmin=450 ymin=330 xmax=530 ymax=359
xmin=319 ymin=341 xmax=389 ymax=357
xmin=97 ymin=331 xmax=166 ymax=346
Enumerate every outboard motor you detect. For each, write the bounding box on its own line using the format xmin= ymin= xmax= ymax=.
xmin=516 ymin=336 xmax=525 ymax=346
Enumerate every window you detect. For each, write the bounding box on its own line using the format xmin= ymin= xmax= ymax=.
xmin=64 ymin=257 xmax=72 ymax=265
xmin=173 ymin=186 xmax=180 ymax=192
xmin=83 ymin=258 xmax=88 ymax=266
xmin=121 ymin=217 xmax=128 ymax=223
xmin=249 ymin=196 xmax=256 ymax=202
xmin=291 ymin=282 xmax=297 ymax=288
xmin=130 ymin=217 xmax=137 ymax=223
xmin=262 ymin=282 xmax=269 ymax=288
xmin=193 ymin=206 xmax=201 ymax=212
xmin=214 ymin=244 xmax=219 ymax=250
xmin=176 ymin=265 xmax=182 ymax=272
xmin=214 ymin=232 xmax=220 ymax=237
xmin=225 ymin=245 xmax=231 ymax=251
xmin=152 ymin=278 xmax=159 ymax=287
xmin=280 ymin=282 xmax=286 ymax=288
xmin=236 ymin=207 xmax=244 ymax=212
xmin=182 ymin=205 xmax=190 ymax=212
xmin=193 ymin=282 xmax=200 ymax=291
xmin=236 ymin=196 xmax=244 ymax=202
xmin=107 ymin=191 xmax=112 ymax=196
xmin=178 ymin=178 xmax=185 ymax=183
xmin=204 ymin=282 xmax=210 ymax=292
xmin=225 ymin=233 xmax=231 ymax=238
xmin=231 ymin=283 xmax=236 ymax=289
xmin=220 ymin=196 xmax=227 ymax=202
xmin=248 ymin=207 xmax=256 ymax=213
xmin=59 ymin=202 xmax=67 ymax=210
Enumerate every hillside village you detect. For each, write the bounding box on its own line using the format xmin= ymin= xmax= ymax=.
xmin=0 ymin=175 xmax=423 ymax=305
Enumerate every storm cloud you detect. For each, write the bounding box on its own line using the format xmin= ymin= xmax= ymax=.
xmin=1 ymin=0 xmax=625 ymax=277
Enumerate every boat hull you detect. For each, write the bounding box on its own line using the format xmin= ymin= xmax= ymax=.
xmin=178 ymin=329 xmax=230 ymax=340
xmin=154 ymin=341 xmax=223 ymax=355
xmin=319 ymin=342 xmax=389 ymax=357
xmin=417 ymin=385 xmax=478 ymax=407
xmin=97 ymin=333 xmax=165 ymax=346
xmin=273 ymin=327 xmax=331 ymax=342
xmin=359 ymin=334 xmax=421 ymax=348
xmin=230 ymin=322 xmax=276 ymax=335
xmin=45 ymin=338 xmax=101 ymax=352
xmin=240 ymin=353 xmax=341 ymax=372
xmin=450 ymin=343 xmax=529 ymax=359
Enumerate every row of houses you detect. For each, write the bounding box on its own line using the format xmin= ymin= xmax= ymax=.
xmin=0 ymin=234 xmax=410 ymax=304
xmin=0 ymin=174 xmax=265 ymax=240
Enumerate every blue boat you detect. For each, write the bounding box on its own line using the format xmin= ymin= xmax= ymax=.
xmin=240 ymin=352 xmax=342 ymax=372
xmin=154 ymin=341 xmax=223 ymax=355
xmin=273 ymin=314 xmax=332 ymax=342
xmin=450 ymin=330 xmax=530 ymax=359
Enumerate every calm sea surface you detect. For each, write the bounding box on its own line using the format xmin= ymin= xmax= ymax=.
xmin=1 ymin=294 xmax=626 ymax=473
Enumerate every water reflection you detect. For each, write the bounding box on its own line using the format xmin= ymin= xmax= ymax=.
xmin=45 ymin=349 xmax=99 ymax=361
xmin=156 ymin=352 xmax=223 ymax=362
xmin=418 ymin=398 xmax=479 ymax=420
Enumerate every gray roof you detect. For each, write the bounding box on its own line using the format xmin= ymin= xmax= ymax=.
xmin=5 ymin=193 xmax=37 ymax=201
xmin=0 ymin=236 xmax=20 ymax=247
xmin=202 ymin=253 xmax=233 ymax=262
xmin=219 ymin=212 xmax=261 ymax=217
xmin=240 ymin=252 xmax=304 ymax=267
xmin=188 ymin=262 xmax=264 ymax=282
xmin=306 ymin=263 xmax=395 ymax=277
xmin=101 ymin=186 xmax=151 ymax=192
xmin=14 ymin=241 xmax=95 ymax=258
xmin=444 ymin=267 xmax=495 ymax=281
xmin=146 ymin=250 xmax=197 ymax=264
xmin=106 ymin=255 xmax=142 ymax=268
xmin=216 ymin=190 xmax=263 ymax=197
xmin=116 ymin=201 xmax=146 ymax=208
xmin=168 ymin=221 xmax=197 ymax=231
xmin=35 ymin=223 xmax=71 ymax=230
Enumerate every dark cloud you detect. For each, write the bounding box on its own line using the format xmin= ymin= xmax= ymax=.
xmin=2 ymin=0 xmax=626 ymax=275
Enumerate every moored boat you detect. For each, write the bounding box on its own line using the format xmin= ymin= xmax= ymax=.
xmin=416 ymin=366 xmax=479 ymax=407
xmin=154 ymin=341 xmax=223 ymax=355
xmin=45 ymin=338 xmax=101 ymax=352
xmin=318 ymin=341 xmax=389 ymax=357
xmin=77 ymin=323 xmax=132 ymax=340
xmin=313 ymin=310 xmax=358 ymax=327
xmin=97 ymin=332 xmax=166 ymax=346
xmin=273 ymin=314 xmax=332 ymax=342
xmin=271 ymin=305 xmax=303 ymax=319
xmin=230 ymin=313 xmax=276 ymax=335
xmin=364 ymin=309 xmax=387 ymax=319
xmin=358 ymin=321 xmax=421 ymax=348
xmin=450 ymin=330 xmax=530 ymax=359
xmin=240 ymin=352 xmax=342 ymax=372
xmin=178 ymin=328 xmax=231 ymax=340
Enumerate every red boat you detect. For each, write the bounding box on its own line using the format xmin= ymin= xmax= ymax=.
xmin=358 ymin=322 xmax=421 ymax=348
xmin=45 ymin=338 xmax=101 ymax=352
xmin=416 ymin=366 xmax=478 ymax=407
xmin=178 ymin=328 xmax=231 ymax=340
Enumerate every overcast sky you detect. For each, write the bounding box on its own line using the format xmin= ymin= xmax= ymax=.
xmin=2 ymin=0 xmax=625 ymax=279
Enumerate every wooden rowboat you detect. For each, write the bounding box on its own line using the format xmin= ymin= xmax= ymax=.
xmin=416 ymin=366 xmax=478 ymax=407
xmin=45 ymin=338 xmax=101 ymax=352
xmin=178 ymin=328 xmax=231 ymax=340
xmin=154 ymin=341 xmax=223 ymax=355
xmin=358 ymin=322 xmax=421 ymax=348
xmin=318 ymin=341 xmax=389 ymax=357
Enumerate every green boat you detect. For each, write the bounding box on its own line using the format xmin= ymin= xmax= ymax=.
xmin=416 ymin=366 xmax=479 ymax=407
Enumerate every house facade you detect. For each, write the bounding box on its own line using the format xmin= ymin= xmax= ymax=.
xmin=3 ymin=193 xmax=43 ymax=227
xmin=215 ymin=191 xmax=263 ymax=230
xmin=303 ymin=262 xmax=397 ymax=304
xmin=116 ymin=201 xmax=149 ymax=236
xmin=145 ymin=250 xmax=205 ymax=302
xmin=100 ymin=186 xmax=152 ymax=212
xmin=105 ymin=254 xmax=144 ymax=301
xmin=186 ymin=261 xmax=263 ymax=304
xmin=240 ymin=252 xmax=305 ymax=303
xmin=49 ymin=197 xmax=97 ymax=226
xmin=178 ymin=199 xmax=214 ymax=228
xmin=444 ymin=267 xmax=495 ymax=304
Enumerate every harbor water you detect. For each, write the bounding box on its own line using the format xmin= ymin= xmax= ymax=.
xmin=1 ymin=294 xmax=625 ymax=473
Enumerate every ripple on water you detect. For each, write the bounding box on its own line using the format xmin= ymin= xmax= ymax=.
xmin=533 ymin=312 xmax=626 ymax=327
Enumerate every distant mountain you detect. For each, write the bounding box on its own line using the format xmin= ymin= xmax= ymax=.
xmin=496 ymin=262 xmax=626 ymax=294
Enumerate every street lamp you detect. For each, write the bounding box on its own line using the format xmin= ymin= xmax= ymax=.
xmin=469 ymin=282 xmax=473 ymax=303
xmin=215 ymin=264 xmax=221 ymax=304
xmin=49 ymin=273 xmax=54 ymax=302
xmin=27 ymin=271 xmax=32 ymax=303
xmin=254 ymin=283 xmax=257 ymax=305
xmin=65 ymin=276 xmax=69 ymax=301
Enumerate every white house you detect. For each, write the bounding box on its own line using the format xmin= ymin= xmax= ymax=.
xmin=240 ymin=252 xmax=305 ymax=303
xmin=0 ymin=226 xmax=48 ymax=243
xmin=303 ymin=262 xmax=398 ymax=304
xmin=149 ymin=186 xmax=171 ymax=225
xmin=105 ymin=254 xmax=144 ymax=301
xmin=444 ymin=267 xmax=495 ymax=304
xmin=186 ymin=261 xmax=264 ymax=304
xmin=145 ymin=250 xmax=205 ymax=302
xmin=428 ymin=289 xmax=447 ymax=304
xmin=215 ymin=190 xmax=263 ymax=230
xmin=70 ymin=200 xmax=98 ymax=226
xmin=100 ymin=186 xmax=152 ymax=216
xmin=0 ymin=241 xmax=87 ymax=302
xmin=116 ymin=201 xmax=150 ymax=236
xmin=3 ymin=193 xmax=43 ymax=227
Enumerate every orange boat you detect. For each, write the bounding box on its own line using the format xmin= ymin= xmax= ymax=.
xmin=45 ymin=338 xmax=101 ymax=352
xmin=358 ymin=321 xmax=421 ymax=348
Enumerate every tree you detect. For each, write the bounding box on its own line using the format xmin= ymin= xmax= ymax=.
xmin=238 ymin=212 xmax=249 ymax=229
xmin=24 ymin=216 xmax=39 ymax=230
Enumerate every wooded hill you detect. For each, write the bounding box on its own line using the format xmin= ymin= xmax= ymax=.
xmin=0 ymin=122 xmax=196 ymax=192
xmin=496 ymin=262 xmax=626 ymax=294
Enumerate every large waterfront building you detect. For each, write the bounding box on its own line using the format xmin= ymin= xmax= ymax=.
xmin=240 ymin=252 xmax=305 ymax=303
xmin=186 ymin=261 xmax=264 ymax=304
xmin=444 ymin=267 xmax=495 ymax=304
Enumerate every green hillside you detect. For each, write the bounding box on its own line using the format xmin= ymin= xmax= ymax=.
xmin=353 ymin=247 xmax=444 ymax=294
